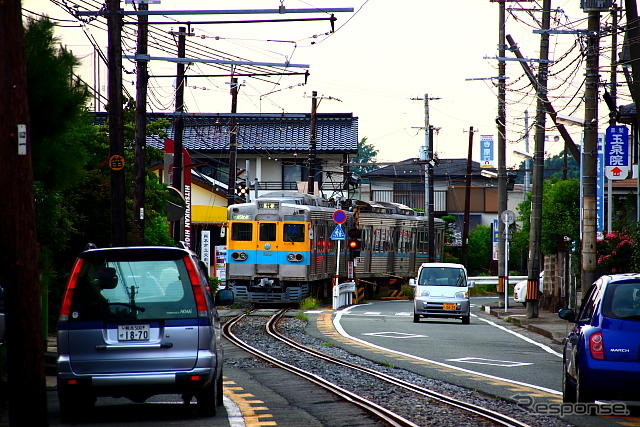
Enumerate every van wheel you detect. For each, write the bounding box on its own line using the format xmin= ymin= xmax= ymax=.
xmin=197 ymin=380 xmax=218 ymax=417
xmin=462 ymin=316 xmax=470 ymax=325
xmin=216 ymin=371 xmax=224 ymax=407
xmin=413 ymin=313 xmax=419 ymax=323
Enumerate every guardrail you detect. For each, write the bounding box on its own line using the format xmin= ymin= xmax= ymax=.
xmin=468 ymin=276 xmax=527 ymax=286
xmin=333 ymin=281 xmax=356 ymax=309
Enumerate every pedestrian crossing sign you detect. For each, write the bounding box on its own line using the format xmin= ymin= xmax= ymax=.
xmin=330 ymin=224 xmax=346 ymax=240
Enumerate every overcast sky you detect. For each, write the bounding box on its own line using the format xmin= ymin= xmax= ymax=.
xmin=24 ymin=0 xmax=610 ymax=166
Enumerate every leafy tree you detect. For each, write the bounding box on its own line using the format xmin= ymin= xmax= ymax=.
xmin=349 ymin=137 xmax=379 ymax=176
xmin=24 ymin=18 xmax=172 ymax=329
xmin=467 ymin=225 xmax=491 ymax=275
xmin=513 ymin=149 xmax=579 ymax=184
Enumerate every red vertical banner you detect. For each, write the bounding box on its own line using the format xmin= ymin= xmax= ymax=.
xmin=164 ymin=138 xmax=192 ymax=248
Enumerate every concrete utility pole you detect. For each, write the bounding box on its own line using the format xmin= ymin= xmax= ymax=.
xmin=107 ymin=0 xmax=126 ymax=246
xmin=526 ymin=0 xmax=552 ymax=319
xmin=172 ymin=26 xmax=187 ymax=241
xmin=307 ymin=90 xmax=318 ymax=194
xmin=497 ymin=0 xmax=508 ymax=296
xmin=0 ymin=1 xmax=47 ymax=424
xmin=581 ymin=8 xmax=603 ymax=295
xmin=134 ymin=1 xmax=149 ymax=244
xmin=623 ymin=0 xmax=640 ymax=222
xmin=462 ymin=127 xmax=474 ymax=267
xmin=227 ymin=77 xmax=239 ymax=205
xmin=608 ymin=4 xmax=618 ymax=233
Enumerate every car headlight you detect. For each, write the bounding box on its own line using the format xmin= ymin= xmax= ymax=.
xmin=455 ymin=291 xmax=468 ymax=298
xmin=231 ymin=251 xmax=248 ymax=261
xmin=287 ymin=253 xmax=303 ymax=262
xmin=419 ymin=289 xmax=430 ymax=297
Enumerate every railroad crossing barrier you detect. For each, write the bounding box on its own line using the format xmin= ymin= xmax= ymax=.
xmin=354 ymin=286 xmax=365 ymax=304
xmin=468 ymin=276 xmax=526 ymax=286
xmin=333 ymin=281 xmax=356 ymax=309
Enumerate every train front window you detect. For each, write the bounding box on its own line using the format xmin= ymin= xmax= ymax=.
xmin=259 ymin=223 xmax=276 ymax=241
xmin=231 ymin=222 xmax=252 ymax=241
xmin=284 ymin=223 xmax=305 ymax=242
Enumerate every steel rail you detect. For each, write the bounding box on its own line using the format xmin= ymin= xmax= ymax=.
xmin=267 ymin=309 xmax=531 ymax=427
xmin=222 ymin=312 xmax=417 ymax=427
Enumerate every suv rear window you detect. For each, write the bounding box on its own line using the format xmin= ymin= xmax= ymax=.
xmin=69 ymin=257 xmax=197 ymax=321
xmin=603 ymin=281 xmax=640 ymax=320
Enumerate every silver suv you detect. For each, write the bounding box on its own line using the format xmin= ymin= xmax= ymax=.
xmin=56 ymin=246 xmax=233 ymax=420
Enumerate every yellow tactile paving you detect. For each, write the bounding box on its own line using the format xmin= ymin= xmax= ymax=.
xmin=223 ymin=377 xmax=278 ymax=426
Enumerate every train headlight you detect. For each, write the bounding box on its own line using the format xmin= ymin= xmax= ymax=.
xmin=231 ymin=251 xmax=248 ymax=261
xmin=287 ymin=253 xmax=303 ymax=262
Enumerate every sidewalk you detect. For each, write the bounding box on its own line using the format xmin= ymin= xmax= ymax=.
xmin=479 ymin=302 xmax=571 ymax=345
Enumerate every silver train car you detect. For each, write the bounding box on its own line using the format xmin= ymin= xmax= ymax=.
xmin=225 ymin=191 xmax=444 ymax=304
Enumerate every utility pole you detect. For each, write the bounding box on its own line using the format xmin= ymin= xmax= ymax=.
xmin=227 ymin=76 xmax=239 ymax=205
xmin=526 ymin=0 xmax=552 ymax=319
xmin=134 ymin=0 xmax=149 ymax=244
xmin=107 ymin=0 xmax=126 ymax=246
xmin=623 ymin=0 xmax=640 ymax=222
xmin=172 ymin=26 xmax=186 ymax=241
xmin=0 ymin=1 xmax=47 ymax=424
xmin=497 ymin=0 xmax=508 ymax=297
xmin=462 ymin=127 xmax=474 ymax=267
xmin=428 ymin=126 xmax=435 ymax=262
xmin=581 ymin=7 xmax=603 ymax=295
xmin=524 ymin=110 xmax=530 ymax=196
xmin=307 ymin=90 xmax=318 ymax=194
xmin=608 ymin=4 xmax=618 ymax=233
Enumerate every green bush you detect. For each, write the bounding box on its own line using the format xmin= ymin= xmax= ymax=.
xmin=401 ymin=284 xmax=414 ymax=299
xmin=299 ymin=297 xmax=319 ymax=310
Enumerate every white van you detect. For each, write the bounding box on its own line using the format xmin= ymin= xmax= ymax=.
xmin=411 ymin=263 xmax=473 ymax=324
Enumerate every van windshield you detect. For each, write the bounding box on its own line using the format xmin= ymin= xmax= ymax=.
xmin=418 ymin=267 xmax=467 ymax=287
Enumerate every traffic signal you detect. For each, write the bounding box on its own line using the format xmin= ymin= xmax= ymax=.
xmin=347 ymin=228 xmax=362 ymax=259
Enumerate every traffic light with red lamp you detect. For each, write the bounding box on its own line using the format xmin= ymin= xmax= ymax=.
xmin=347 ymin=228 xmax=362 ymax=260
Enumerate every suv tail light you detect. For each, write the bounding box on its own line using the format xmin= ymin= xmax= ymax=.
xmin=59 ymin=258 xmax=84 ymax=322
xmin=589 ymin=332 xmax=604 ymax=360
xmin=183 ymin=256 xmax=208 ymax=317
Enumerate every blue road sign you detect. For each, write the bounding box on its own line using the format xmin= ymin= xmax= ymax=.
xmin=597 ymin=134 xmax=604 ymax=235
xmin=330 ymin=224 xmax=346 ymax=240
xmin=605 ymin=125 xmax=629 ymax=180
xmin=480 ymin=135 xmax=495 ymax=168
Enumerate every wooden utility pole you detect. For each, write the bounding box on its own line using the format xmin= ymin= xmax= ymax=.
xmin=462 ymin=127 xmax=474 ymax=267
xmin=428 ymin=126 xmax=435 ymax=262
xmin=581 ymin=10 xmax=602 ymax=295
xmin=307 ymin=90 xmax=318 ymax=194
xmin=0 ymin=0 xmax=47 ymax=423
xmin=497 ymin=0 xmax=508 ymax=296
xmin=172 ymin=26 xmax=186 ymax=240
xmin=133 ymin=1 xmax=149 ymax=244
xmin=526 ymin=0 xmax=552 ymax=319
xmin=227 ymin=77 xmax=239 ymax=205
xmin=107 ymin=0 xmax=126 ymax=246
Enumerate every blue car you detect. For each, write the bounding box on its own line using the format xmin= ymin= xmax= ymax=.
xmin=559 ymin=274 xmax=640 ymax=403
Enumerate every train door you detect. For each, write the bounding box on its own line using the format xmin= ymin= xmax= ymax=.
xmin=387 ymin=227 xmax=397 ymax=273
xmin=362 ymin=226 xmax=372 ymax=273
xmin=408 ymin=229 xmax=417 ymax=273
xmin=255 ymin=221 xmax=278 ymax=274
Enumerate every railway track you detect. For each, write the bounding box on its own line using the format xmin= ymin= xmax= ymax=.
xmin=223 ymin=309 xmax=532 ymax=427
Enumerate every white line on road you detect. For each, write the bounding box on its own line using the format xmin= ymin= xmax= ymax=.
xmin=446 ymin=357 xmax=533 ymax=367
xmin=363 ymin=331 xmax=427 ymax=339
xmin=470 ymin=314 xmax=563 ymax=358
xmin=334 ymin=305 xmax=562 ymax=396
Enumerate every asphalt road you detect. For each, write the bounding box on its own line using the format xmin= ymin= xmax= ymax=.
xmin=335 ymin=298 xmax=563 ymax=396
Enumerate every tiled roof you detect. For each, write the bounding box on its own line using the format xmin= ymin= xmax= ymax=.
xmin=363 ymin=158 xmax=489 ymax=179
xmin=96 ymin=112 xmax=358 ymax=154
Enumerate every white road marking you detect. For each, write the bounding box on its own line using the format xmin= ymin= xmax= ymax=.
xmin=395 ymin=312 xmax=411 ymax=316
xmin=470 ymin=314 xmax=563 ymax=358
xmin=224 ymin=395 xmax=246 ymax=427
xmin=363 ymin=331 xmax=427 ymax=339
xmin=334 ymin=305 xmax=562 ymax=396
xmin=446 ymin=357 xmax=533 ymax=367
xmin=363 ymin=312 xmax=381 ymax=315
xmin=304 ymin=310 xmax=326 ymax=314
